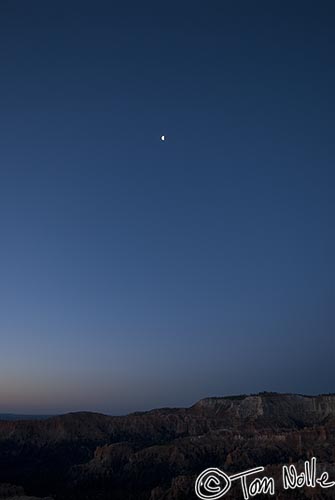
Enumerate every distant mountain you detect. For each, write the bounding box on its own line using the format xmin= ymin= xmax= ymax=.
xmin=0 ymin=414 xmax=54 ymax=421
xmin=0 ymin=393 xmax=335 ymax=499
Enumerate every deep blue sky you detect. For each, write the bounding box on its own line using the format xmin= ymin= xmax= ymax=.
xmin=0 ymin=1 xmax=334 ymax=414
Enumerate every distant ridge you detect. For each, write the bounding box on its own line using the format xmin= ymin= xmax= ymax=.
xmin=0 ymin=413 xmax=54 ymax=421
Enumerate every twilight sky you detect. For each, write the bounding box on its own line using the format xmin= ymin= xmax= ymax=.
xmin=0 ymin=1 xmax=334 ymax=415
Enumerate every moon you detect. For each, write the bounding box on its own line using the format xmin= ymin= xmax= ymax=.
xmin=160 ymin=135 xmax=165 ymax=141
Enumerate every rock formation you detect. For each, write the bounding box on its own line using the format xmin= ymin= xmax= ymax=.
xmin=0 ymin=393 xmax=334 ymax=499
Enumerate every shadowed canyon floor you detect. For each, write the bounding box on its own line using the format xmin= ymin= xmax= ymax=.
xmin=0 ymin=393 xmax=335 ymax=499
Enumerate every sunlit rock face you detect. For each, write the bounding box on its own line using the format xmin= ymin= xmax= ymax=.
xmin=0 ymin=393 xmax=334 ymax=499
